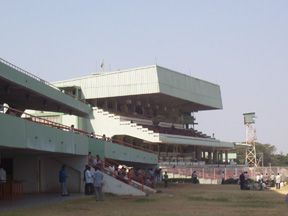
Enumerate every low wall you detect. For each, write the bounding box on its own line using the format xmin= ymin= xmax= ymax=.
xmin=102 ymin=173 xmax=145 ymax=196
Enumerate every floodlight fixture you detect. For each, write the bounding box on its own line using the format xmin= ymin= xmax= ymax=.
xmin=243 ymin=112 xmax=256 ymax=125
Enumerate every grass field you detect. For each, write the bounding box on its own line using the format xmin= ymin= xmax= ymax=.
xmin=1 ymin=184 xmax=287 ymax=216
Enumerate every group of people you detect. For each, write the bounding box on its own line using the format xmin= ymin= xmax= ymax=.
xmin=239 ymin=171 xmax=282 ymax=190
xmin=83 ymin=165 xmax=104 ymax=201
xmin=59 ymin=161 xmax=104 ymax=201
xmin=106 ymin=164 xmax=163 ymax=188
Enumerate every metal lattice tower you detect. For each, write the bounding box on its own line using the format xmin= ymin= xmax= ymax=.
xmin=243 ymin=113 xmax=257 ymax=167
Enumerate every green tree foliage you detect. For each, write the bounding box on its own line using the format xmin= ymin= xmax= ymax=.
xmin=235 ymin=142 xmax=288 ymax=166
xmin=255 ymin=143 xmax=276 ymax=166
xmin=270 ymin=153 xmax=288 ymax=166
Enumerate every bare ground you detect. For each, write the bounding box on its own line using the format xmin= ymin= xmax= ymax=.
xmin=1 ymin=184 xmax=287 ymax=216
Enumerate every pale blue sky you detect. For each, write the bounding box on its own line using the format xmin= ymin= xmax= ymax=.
xmin=1 ymin=1 xmax=287 ymax=153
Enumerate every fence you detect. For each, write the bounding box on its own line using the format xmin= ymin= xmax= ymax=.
xmin=161 ymin=164 xmax=288 ymax=182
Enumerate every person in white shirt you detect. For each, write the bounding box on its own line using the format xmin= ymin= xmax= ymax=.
xmin=84 ymin=165 xmax=94 ymax=195
xmin=275 ymin=173 xmax=281 ymax=189
xmin=0 ymin=165 xmax=6 ymax=183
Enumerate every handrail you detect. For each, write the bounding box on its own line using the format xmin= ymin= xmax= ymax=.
xmin=111 ymin=139 xmax=155 ymax=154
xmin=0 ymin=57 xmax=89 ymax=105
xmin=0 ymin=104 xmax=83 ymax=134
xmin=0 ymin=57 xmax=60 ymax=91
xmin=103 ymin=159 xmax=146 ymax=192
xmin=105 ymin=158 xmax=157 ymax=193
xmin=0 ymin=104 xmax=156 ymax=154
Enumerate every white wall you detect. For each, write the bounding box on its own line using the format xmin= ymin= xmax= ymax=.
xmin=102 ymin=173 xmax=145 ymax=196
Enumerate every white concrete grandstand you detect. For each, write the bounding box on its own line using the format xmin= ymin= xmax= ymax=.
xmin=0 ymin=58 xmax=234 ymax=198
xmin=53 ymin=65 xmax=234 ymax=165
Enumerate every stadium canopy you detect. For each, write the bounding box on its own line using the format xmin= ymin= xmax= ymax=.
xmin=54 ymin=65 xmax=222 ymax=113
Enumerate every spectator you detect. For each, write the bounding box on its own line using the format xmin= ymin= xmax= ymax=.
xmin=59 ymin=165 xmax=69 ymax=196
xmin=221 ymin=171 xmax=225 ymax=184
xmin=93 ymin=166 xmax=104 ymax=201
xmin=90 ymin=132 xmax=95 ymax=138
xmin=84 ymin=165 xmax=94 ymax=195
xmin=191 ymin=171 xmax=198 ymax=184
xmin=0 ymin=164 xmax=6 ymax=183
xmin=276 ymin=173 xmax=281 ymax=189
xmin=164 ymin=171 xmax=168 ymax=187
xmin=155 ymin=168 xmax=162 ymax=183
xmin=70 ymin=124 xmax=75 ymax=132
xmin=88 ymin=152 xmax=93 ymax=167
xmin=102 ymin=134 xmax=106 ymax=141
xmin=94 ymin=155 xmax=103 ymax=170
xmin=239 ymin=172 xmax=245 ymax=190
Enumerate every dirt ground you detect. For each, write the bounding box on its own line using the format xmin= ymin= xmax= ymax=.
xmin=1 ymin=184 xmax=287 ymax=216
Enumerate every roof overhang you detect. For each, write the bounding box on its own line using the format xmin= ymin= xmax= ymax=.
xmin=54 ymin=65 xmax=222 ymax=112
xmin=0 ymin=59 xmax=91 ymax=116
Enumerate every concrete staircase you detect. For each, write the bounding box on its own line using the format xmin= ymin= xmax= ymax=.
xmin=90 ymin=107 xmax=160 ymax=142
xmin=102 ymin=168 xmax=156 ymax=196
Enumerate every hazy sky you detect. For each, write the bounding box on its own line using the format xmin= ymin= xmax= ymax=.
xmin=1 ymin=1 xmax=287 ymax=153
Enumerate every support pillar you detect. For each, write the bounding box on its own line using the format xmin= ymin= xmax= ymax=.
xmin=225 ymin=150 xmax=228 ymax=164
xmin=213 ymin=150 xmax=218 ymax=164
xmin=219 ymin=151 xmax=223 ymax=163
xmin=208 ymin=151 xmax=212 ymax=164
xmin=196 ymin=147 xmax=202 ymax=161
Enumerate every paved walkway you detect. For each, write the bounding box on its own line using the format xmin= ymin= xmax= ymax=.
xmin=0 ymin=193 xmax=88 ymax=212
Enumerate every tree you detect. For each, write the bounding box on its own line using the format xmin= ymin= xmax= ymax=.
xmin=234 ymin=142 xmax=277 ymax=166
xmin=271 ymin=153 xmax=288 ymax=166
xmin=255 ymin=143 xmax=276 ymax=166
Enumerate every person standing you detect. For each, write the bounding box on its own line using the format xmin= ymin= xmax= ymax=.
xmin=221 ymin=171 xmax=225 ymax=184
xmin=275 ymin=173 xmax=281 ymax=189
xmin=59 ymin=165 xmax=69 ymax=196
xmin=191 ymin=171 xmax=198 ymax=184
xmin=164 ymin=171 xmax=168 ymax=187
xmin=239 ymin=172 xmax=245 ymax=190
xmin=93 ymin=166 xmax=104 ymax=201
xmin=84 ymin=165 xmax=94 ymax=195
xmin=0 ymin=164 xmax=6 ymax=183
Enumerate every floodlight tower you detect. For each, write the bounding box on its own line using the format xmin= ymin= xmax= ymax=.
xmin=243 ymin=112 xmax=257 ymax=167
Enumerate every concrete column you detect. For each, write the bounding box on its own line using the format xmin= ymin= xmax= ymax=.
xmin=213 ymin=150 xmax=218 ymax=163
xmin=132 ymin=102 xmax=136 ymax=114
xmin=219 ymin=151 xmax=223 ymax=163
xmin=114 ymin=100 xmax=118 ymax=112
xmin=225 ymin=150 xmax=228 ymax=164
xmin=191 ymin=151 xmax=196 ymax=161
xmin=196 ymin=147 xmax=202 ymax=161
xmin=208 ymin=151 xmax=212 ymax=164
xmin=103 ymin=100 xmax=108 ymax=109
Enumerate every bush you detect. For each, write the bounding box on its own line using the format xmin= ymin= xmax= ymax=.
xmin=223 ymin=178 xmax=238 ymax=184
xmin=164 ymin=178 xmax=197 ymax=184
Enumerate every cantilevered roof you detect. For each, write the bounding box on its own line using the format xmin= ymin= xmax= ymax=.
xmin=54 ymin=65 xmax=222 ymax=112
xmin=0 ymin=58 xmax=91 ymax=116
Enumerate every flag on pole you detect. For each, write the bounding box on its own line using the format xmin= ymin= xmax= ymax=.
xmin=100 ymin=59 xmax=104 ymax=69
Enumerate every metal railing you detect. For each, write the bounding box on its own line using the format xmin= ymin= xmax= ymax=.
xmin=103 ymin=159 xmax=146 ymax=192
xmin=0 ymin=57 xmax=60 ymax=91
xmin=0 ymin=104 xmax=156 ymax=154
xmin=161 ymin=164 xmax=288 ymax=182
xmin=0 ymin=57 xmax=89 ymax=105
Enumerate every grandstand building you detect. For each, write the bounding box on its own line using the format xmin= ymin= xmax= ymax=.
xmin=53 ymin=65 xmax=234 ymax=164
xmin=0 ymin=58 xmax=233 ymax=197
